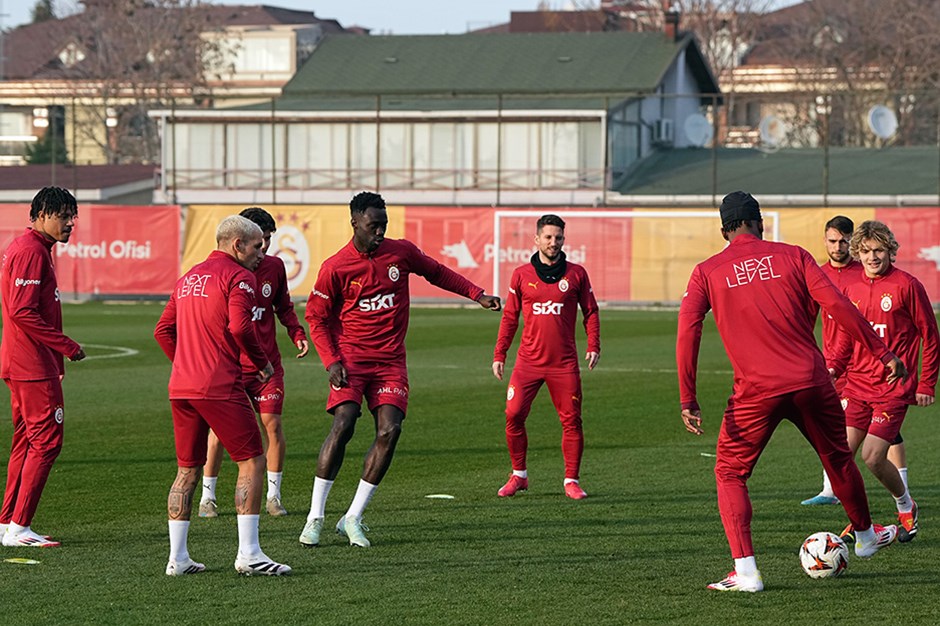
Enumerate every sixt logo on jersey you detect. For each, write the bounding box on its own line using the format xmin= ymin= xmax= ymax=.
xmin=358 ymin=293 xmax=395 ymax=312
xmin=251 ymin=306 xmax=265 ymax=321
xmin=532 ymin=301 xmax=564 ymax=315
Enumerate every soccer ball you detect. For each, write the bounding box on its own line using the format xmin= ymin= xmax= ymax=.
xmin=799 ymin=531 xmax=849 ymax=578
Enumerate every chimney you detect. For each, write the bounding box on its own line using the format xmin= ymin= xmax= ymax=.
xmin=663 ymin=2 xmax=680 ymax=42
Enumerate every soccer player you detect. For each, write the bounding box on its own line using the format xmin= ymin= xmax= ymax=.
xmin=198 ymin=207 xmax=309 ymax=519
xmin=676 ymin=191 xmax=904 ymax=592
xmin=802 ymin=216 xmax=910 ymax=505
xmin=0 ymin=187 xmax=86 ymax=548
xmin=828 ymin=220 xmax=938 ymax=544
xmin=155 ymin=215 xmax=290 ymax=576
xmin=492 ymin=214 xmax=600 ymax=500
xmin=299 ymin=191 xmax=501 ymax=548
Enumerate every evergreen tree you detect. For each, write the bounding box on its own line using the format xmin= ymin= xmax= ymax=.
xmin=31 ymin=0 xmax=56 ymax=23
xmin=24 ymin=131 xmax=70 ymax=165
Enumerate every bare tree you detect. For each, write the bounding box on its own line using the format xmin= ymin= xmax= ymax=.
xmin=759 ymin=0 xmax=940 ymax=147
xmin=66 ymin=0 xmax=229 ymax=163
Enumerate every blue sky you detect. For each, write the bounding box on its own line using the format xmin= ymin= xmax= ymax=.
xmin=3 ymin=0 xmax=803 ymax=34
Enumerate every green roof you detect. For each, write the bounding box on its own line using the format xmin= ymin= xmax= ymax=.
xmin=281 ymin=32 xmax=719 ymax=98
xmin=618 ymin=146 xmax=940 ymax=196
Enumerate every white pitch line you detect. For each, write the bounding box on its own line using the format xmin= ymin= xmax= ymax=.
xmin=81 ymin=343 xmax=140 ymax=361
xmin=600 ymin=367 xmax=733 ymax=375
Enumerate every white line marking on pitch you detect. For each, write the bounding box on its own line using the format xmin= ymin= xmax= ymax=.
xmin=82 ymin=343 xmax=140 ymax=361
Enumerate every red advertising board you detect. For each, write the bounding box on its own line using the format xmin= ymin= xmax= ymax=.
xmin=0 ymin=204 xmax=181 ymax=297
xmin=874 ymin=207 xmax=940 ymax=300
xmin=403 ymin=206 xmax=632 ymax=302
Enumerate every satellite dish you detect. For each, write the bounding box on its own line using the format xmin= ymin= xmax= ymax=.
xmin=758 ymin=115 xmax=787 ymax=147
xmin=683 ymin=113 xmax=713 ymax=147
xmin=868 ymin=105 xmax=898 ymax=139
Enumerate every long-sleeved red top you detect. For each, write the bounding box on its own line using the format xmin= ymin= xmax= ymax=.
xmin=493 ymin=262 xmax=600 ymax=370
xmin=819 ymin=259 xmax=864 ymax=359
xmin=305 ymin=238 xmax=484 ymax=369
xmin=1 ymin=228 xmax=82 ymax=380
xmin=677 ymin=233 xmax=892 ymax=411
xmin=154 ymin=250 xmax=268 ymax=400
xmin=239 ymin=254 xmax=306 ymax=373
xmin=828 ymin=265 xmax=939 ymax=403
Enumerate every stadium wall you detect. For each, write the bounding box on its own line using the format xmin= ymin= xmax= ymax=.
xmin=1 ymin=204 xmax=937 ymax=304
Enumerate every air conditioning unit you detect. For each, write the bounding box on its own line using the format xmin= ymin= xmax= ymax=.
xmin=652 ymin=118 xmax=674 ymax=146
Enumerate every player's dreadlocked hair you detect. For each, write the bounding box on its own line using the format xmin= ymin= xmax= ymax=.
xmin=240 ymin=206 xmax=276 ymax=233
xmin=350 ymin=191 xmax=386 ymax=216
xmin=30 ymin=186 xmax=77 ymax=222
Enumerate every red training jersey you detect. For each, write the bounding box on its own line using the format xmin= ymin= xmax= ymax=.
xmin=306 ymin=238 xmax=484 ymax=369
xmin=829 ymin=265 xmax=939 ymax=404
xmin=1 ymin=228 xmax=82 ymax=380
xmin=493 ymin=262 xmax=600 ymax=370
xmin=819 ymin=259 xmax=864 ymax=360
xmin=154 ymin=250 xmax=268 ymax=400
xmin=676 ymin=233 xmax=892 ymax=411
xmin=239 ymin=254 xmax=306 ymax=373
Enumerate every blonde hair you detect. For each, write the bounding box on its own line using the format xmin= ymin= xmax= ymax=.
xmin=850 ymin=220 xmax=899 ymax=262
xmin=216 ymin=215 xmax=261 ymax=245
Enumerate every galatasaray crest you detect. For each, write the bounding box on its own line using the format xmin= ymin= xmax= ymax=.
xmin=880 ymin=293 xmax=893 ymax=312
xmin=261 ymin=281 xmax=273 ymax=298
xmin=388 ymin=264 xmax=400 ymax=282
xmin=558 ymin=278 xmax=569 ymax=293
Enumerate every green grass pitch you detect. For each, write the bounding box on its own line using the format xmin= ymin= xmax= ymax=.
xmin=1 ymin=303 xmax=938 ymax=624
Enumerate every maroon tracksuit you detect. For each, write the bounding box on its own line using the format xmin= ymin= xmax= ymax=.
xmin=1 ymin=228 xmax=82 ymax=527
xmin=306 ymin=238 xmax=484 ymax=413
xmin=154 ymin=250 xmax=270 ymax=465
xmin=493 ymin=262 xmax=600 ymax=479
xmin=677 ymin=233 xmax=893 ymax=559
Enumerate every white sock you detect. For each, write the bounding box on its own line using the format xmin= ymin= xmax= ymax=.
xmin=168 ymin=520 xmax=190 ymax=562
xmin=512 ymin=469 xmax=527 ymax=479
xmin=820 ymin=470 xmax=834 ymax=497
xmin=734 ymin=556 xmax=759 ymax=577
xmin=855 ymin=525 xmax=875 ymax=545
xmin=236 ymin=514 xmax=261 ymax=557
xmin=894 ymin=488 xmax=913 ymax=513
xmin=898 ymin=467 xmax=908 ymax=489
xmin=201 ymin=476 xmax=218 ymax=503
xmin=564 ymin=478 xmax=578 ymax=486
xmin=8 ymin=522 xmax=27 ymax=536
xmin=266 ymin=471 xmax=282 ymax=500
xmin=345 ymin=479 xmax=378 ymax=520
xmin=308 ymin=477 xmax=334 ymax=522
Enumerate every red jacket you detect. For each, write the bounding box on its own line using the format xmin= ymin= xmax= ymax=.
xmin=306 ymin=238 xmax=484 ymax=369
xmin=819 ymin=259 xmax=864 ymax=360
xmin=829 ymin=265 xmax=939 ymax=403
xmin=239 ymin=254 xmax=306 ymax=373
xmin=1 ymin=228 xmax=82 ymax=381
xmin=677 ymin=233 xmax=892 ymax=411
xmin=154 ymin=250 xmax=268 ymax=400
xmin=494 ymin=262 xmax=600 ymax=370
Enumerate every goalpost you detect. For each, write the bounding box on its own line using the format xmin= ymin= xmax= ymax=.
xmin=492 ymin=209 xmax=781 ymax=302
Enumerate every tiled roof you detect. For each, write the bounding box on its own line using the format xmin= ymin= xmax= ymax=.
xmin=617 ymin=146 xmax=940 ymax=196
xmin=0 ymin=164 xmax=155 ymax=192
xmin=282 ymin=31 xmax=719 ymax=97
xmin=0 ymin=4 xmax=351 ymax=81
